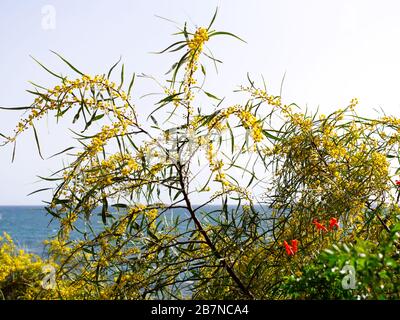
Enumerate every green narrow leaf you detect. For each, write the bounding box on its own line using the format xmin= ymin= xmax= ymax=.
xmin=11 ymin=140 xmax=16 ymax=163
xmin=262 ymin=129 xmax=280 ymax=141
xmin=173 ymin=191 xmax=182 ymax=201
xmin=207 ymin=7 xmax=219 ymax=30
xmin=50 ymin=51 xmax=84 ymax=76
xmin=127 ymin=73 xmax=136 ymax=96
xmin=168 ymin=43 xmax=188 ymax=53
xmin=82 ymin=111 xmax=104 ymax=132
xmin=150 ymin=115 xmax=159 ymax=126
xmin=119 ymin=64 xmax=125 ymax=89
xmin=152 ymin=41 xmax=187 ymax=54
xmin=107 ymin=56 xmax=122 ymax=79
xmin=25 ymin=90 xmax=52 ymax=101
xmin=27 ymin=187 xmax=52 ymax=196
xmin=246 ymin=174 xmax=255 ymax=188
xmin=112 ymin=203 xmax=128 ymax=209
xmin=48 ymin=146 xmax=75 ymax=159
xmin=154 ymin=14 xmax=180 ymax=25
xmin=102 ymin=196 xmax=108 ymax=225
xmin=93 ymin=114 xmax=105 ymax=121
xmin=32 ymin=124 xmax=44 ymax=159
xmin=44 ymin=206 xmax=61 ymax=219
xmin=201 ymin=64 xmax=206 ymax=76
xmin=0 ymin=106 xmax=32 ymax=110
xmin=208 ymin=31 xmax=247 ymax=43
xmin=183 ymin=22 xmax=189 ymax=41
xmin=202 ymin=51 xmax=223 ymax=64
xmin=171 ymin=51 xmax=189 ymax=85
xmin=37 ymin=175 xmax=63 ymax=182
xmin=204 ymin=91 xmax=221 ymax=100
xmin=30 ymin=55 xmax=64 ymax=80
xmin=279 ymin=71 xmax=286 ymax=97
xmin=28 ymin=81 xmax=49 ymax=91
xmin=156 ymin=92 xmax=182 ymax=105
xmin=226 ymin=122 xmax=235 ymax=153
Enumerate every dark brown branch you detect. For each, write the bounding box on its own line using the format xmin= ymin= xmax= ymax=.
xmin=176 ymin=162 xmax=254 ymax=299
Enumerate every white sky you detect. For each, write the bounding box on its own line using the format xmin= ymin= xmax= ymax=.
xmin=2 ymin=0 xmax=400 ymax=205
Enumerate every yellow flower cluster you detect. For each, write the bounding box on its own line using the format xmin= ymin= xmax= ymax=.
xmin=349 ymin=97 xmax=359 ymax=111
xmin=188 ymin=27 xmax=209 ymax=51
xmin=128 ymin=204 xmax=158 ymax=229
xmin=206 ymin=142 xmax=231 ymax=186
xmin=211 ymin=184 xmax=253 ymax=202
xmin=121 ymin=157 xmax=140 ymax=175
xmin=88 ymin=123 xmax=128 ymax=156
xmin=0 ymin=233 xmax=58 ymax=299
xmin=149 ymin=163 xmax=164 ymax=176
xmin=183 ymin=27 xmax=210 ymax=114
xmin=9 ymin=74 xmax=136 ymax=143
xmin=241 ymin=86 xmax=282 ymax=107
xmin=237 ymin=109 xmax=264 ymax=142
xmin=214 ymin=171 xmax=229 ymax=186
xmin=60 ymin=212 xmax=78 ymax=238
xmin=106 ymin=153 xmax=139 ymax=174
xmin=290 ymin=113 xmax=313 ymax=132
xmin=44 ymin=238 xmax=72 ymax=258
xmin=379 ymin=116 xmax=400 ymax=127
xmin=370 ymin=151 xmax=389 ymax=176
xmin=129 ymin=204 xmax=147 ymax=215
xmin=207 ymin=142 xmax=216 ymax=167
xmin=207 ymin=105 xmax=239 ymax=132
xmin=207 ymin=105 xmax=264 ymax=142
xmin=164 ymin=88 xmax=180 ymax=108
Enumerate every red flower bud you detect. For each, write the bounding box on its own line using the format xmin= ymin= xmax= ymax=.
xmin=329 ymin=217 xmax=339 ymax=230
xmin=291 ymin=239 xmax=298 ymax=253
xmin=283 ymin=240 xmax=294 ymax=256
xmin=313 ymin=219 xmax=328 ymax=232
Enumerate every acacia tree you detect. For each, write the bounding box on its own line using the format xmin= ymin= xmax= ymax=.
xmin=2 ymin=11 xmax=400 ymax=299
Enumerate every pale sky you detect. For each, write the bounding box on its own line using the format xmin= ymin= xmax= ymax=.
xmin=2 ymin=0 xmax=400 ymax=205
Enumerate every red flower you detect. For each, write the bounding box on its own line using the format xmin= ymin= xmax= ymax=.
xmin=395 ymin=180 xmax=400 ymax=186
xmin=284 ymin=240 xmax=294 ymax=256
xmin=291 ymin=239 xmax=298 ymax=253
xmin=329 ymin=217 xmax=339 ymax=230
xmin=313 ymin=219 xmax=328 ymax=232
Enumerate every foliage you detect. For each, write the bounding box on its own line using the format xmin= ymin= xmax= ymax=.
xmin=1 ymin=10 xmax=400 ymax=299
xmin=0 ymin=232 xmax=47 ymax=299
xmin=282 ymin=217 xmax=400 ymax=299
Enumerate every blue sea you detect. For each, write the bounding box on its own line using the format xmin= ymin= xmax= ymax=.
xmin=0 ymin=205 xmax=192 ymax=257
xmin=0 ymin=205 xmax=270 ymax=257
xmin=0 ymin=205 xmax=119 ymax=257
xmin=0 ymin=205 xmax=115 ymax=256
xmin=0 ymin=206 xmax=58 ymax=256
